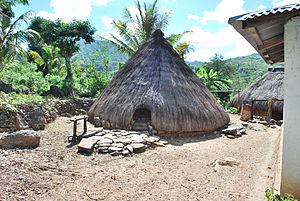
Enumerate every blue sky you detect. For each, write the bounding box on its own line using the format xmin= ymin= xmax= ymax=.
xmin=14 ymin=0 xmax=300 ymax=61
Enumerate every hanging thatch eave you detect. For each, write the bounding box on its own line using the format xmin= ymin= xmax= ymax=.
xmin=88 ymin=30 xmax=229 ymax=136
xmin=229 ymin=70 xmax=284 ymax=115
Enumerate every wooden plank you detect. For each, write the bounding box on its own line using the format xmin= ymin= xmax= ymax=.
xmin=246 ymin=27 xmax=263 ymax=45
xmin=258 ymin=35 xmax=283 ymax=51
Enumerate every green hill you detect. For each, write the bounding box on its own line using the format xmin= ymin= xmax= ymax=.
xmin=228 ymin=53 xmax=284 ymax=90
xmin=75 ymin=40 xmax=128 ymax=71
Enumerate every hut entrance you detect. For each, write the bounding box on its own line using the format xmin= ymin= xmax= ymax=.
xmin=132 ymin=109 xmax=151 ymax=131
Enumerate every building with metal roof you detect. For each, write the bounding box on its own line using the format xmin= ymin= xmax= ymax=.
xmin=228 ymin=3 xmax=300 ymax=64
xmin=229 ymin=3 xmax=300 ymax=198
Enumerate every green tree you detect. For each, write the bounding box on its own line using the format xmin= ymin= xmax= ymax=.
xmin=195 ymin=65 xmax=232 ymax=91
xmin=0 ymin=10 xmax=38 ymax=71
xmin=104 ymin=0 xmax=191 ymax=59
xmin=203 ymin=54 xmax=237 ymax=79
xmin=29 ymin=17 xmax=96 ymax=95
xmin=0 ymin=0 xmax=29 ymax=17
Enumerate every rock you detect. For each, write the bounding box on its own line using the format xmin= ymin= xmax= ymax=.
xmin=159 ymin=140 xmax=168 ymax=145
xmin=140 ymin=133 xmax=149 ymax=138
xmin=257 ymin=120 xmax=269 ymax=125
xmin=129 ymin=131 xmax=140 ymax=134
xmin=222 ymin=123 xmax=245 ymax=136
xmin=97 ymin=143 xmax=111 ymax=147
xmin=98 ymin=138 xmax=113 ymax=144
xmin=217 ymin=157 xmax=240 ymax=166
xmin=88 ymin=136 xmax=104 ymax=141
xmin=131 ymin=135 xmax=145 ymax=143
xmin=249 ymin=123 xmax=266 ymax=131
xmin=108 ymin=146 xmax=123 ymax=152
xmin=110 ymin=152 xmax=120 ymax=156
xmin=0 ymin=130 xmax=40 ymax=148
xmin=145 ymin=136 xmax=156 ymax=143
xmin=118 ymin=138 xmax=132 ymax=144
xmin=122 ymin=150 xmax=130 ymax=155
xmin=153 ymin=141 xmax=165 ymax=147
xmin=131 ymin=143 xmax=146 ymax=152
xmin=78 ymin=138 xmax=98 ymax=153
xmin=226 ymin=135 xmax=237 ymax=139
xmin=126 ymin=145 xmax=133 ymax=153
xmin=115 ymin=143 xmax=125 ymax=148
xmin=241 ymin=122 xmax=249 ymax=127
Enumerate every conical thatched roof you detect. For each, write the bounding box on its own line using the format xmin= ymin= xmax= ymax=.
xmin=230 ymin=68 xmax=284 ymax=115
xmin=88 ymin=30 xmax=229 ymax=136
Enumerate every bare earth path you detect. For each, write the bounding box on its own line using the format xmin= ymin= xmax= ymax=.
xmin=0 ymin=114 xmax=281 ymax=201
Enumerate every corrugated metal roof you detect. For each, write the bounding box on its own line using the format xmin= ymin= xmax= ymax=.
xmin=229 ymin=3 xmax=300 ymax=22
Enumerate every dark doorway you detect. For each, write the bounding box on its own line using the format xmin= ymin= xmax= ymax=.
xmin=132 ymin=109 xmax=151 ymax=131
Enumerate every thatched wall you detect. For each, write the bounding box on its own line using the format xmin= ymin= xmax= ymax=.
xmin=230 ymin=71 xmax=284 ymax=115
xmin=88 ymin=30 xmax=229 ymax=135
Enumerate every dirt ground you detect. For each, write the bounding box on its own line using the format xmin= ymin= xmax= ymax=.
xmin=0 ymin=114 xmax=281 ymax=201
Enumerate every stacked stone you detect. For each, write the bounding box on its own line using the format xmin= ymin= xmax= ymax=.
xmin=78 ymin=128 xmax=168 ymax=156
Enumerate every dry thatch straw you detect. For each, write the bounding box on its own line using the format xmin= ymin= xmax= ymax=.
xmin=88 ymin=29 xmax=229 ymax=136
xmin=230 ymin=68 xmax=284 ymax=118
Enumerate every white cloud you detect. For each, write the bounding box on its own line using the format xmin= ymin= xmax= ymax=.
xmin=187 ymin=14 xmax=201 ymax=21
xmin=187 ymin=0 xmax=246 ymax=25
xmin=272 ymin=0 xmax=300 ymax=7
xmin=256 ymin=5 xmax=267 ymax=10
xmin=185 ymin=49 xmax=215 ymax=62
xmin=184 ymin=25 xmax=256 ymax=60
xmin=37 ymin=0 xmax=113 ymax=22
xmin=101 ymin=16 xmax=114 ymax=28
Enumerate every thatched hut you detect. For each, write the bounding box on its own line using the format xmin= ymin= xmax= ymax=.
xmin=88 ymin=29 xmax=229 ymax=136
xmin=230 ymin=68 xmax=284 ymax=120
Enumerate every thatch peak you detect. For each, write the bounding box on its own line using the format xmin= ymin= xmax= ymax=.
xmin=152 ymin=29 xmax=164 ymax=38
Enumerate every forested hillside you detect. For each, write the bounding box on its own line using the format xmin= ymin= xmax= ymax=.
xmin=228 ymin=54 xmax=284 ymax=90
xmin=75 ymin=40 xmax=128 ymax=72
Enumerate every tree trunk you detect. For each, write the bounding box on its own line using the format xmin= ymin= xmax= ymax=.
xmin=64 ymin=55 xmax=74 ymax=96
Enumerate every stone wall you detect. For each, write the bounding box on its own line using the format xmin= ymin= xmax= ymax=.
xmin=0 ymin=99 xmax=94 ymax=132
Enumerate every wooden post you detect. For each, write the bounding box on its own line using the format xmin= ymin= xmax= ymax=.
xmin=251 ymin=100 xmax=255 ymax=119
xmin=72 ymin=120 xmax=77 ymax=142
xmin=83 ymin=117 xmax=87 ymax=133
xmin=267 ymin=99 xmax=273 ymax=119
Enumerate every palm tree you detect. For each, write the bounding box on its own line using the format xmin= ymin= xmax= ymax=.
xmin=104 ymin=0 xmax=192 ymax=59
xmin=0 ymin=10 xmax=38 ymax=71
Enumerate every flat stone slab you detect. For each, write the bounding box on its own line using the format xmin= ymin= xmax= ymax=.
xmin=78 ymin=138 xmax=98 ymax=153
xmin=0 ymin=130 xmax=40 ymax=148
xmin=222 ymin=123 xmax=245 ymax=136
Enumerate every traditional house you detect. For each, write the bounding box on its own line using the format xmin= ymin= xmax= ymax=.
xmin=229 ymin=3 xmax=300 ymax=197
xmin=230 ymin=67 xmax=284 ymax=120
xmin=88 ymin=30 xmax=229 ymax=137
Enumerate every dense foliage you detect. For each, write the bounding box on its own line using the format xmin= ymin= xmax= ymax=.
xmin=28 ymin=17 xmax=96 ymax=95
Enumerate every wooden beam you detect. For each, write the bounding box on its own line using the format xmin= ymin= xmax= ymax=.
xmin=268 ymin=51 xmax=284 ymax=58
xmin=258 ymin=34 xmax=284 ymax=51
xmin=263 ymin=45 xmax=284 ymax=56
xmin=270 ymin=55 xmax=284 ymax=63
xmin=246 ymin=27 xmax=263 ymax=45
